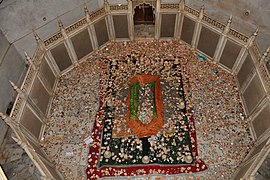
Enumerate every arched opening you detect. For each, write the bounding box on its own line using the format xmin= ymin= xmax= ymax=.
xmin=133 ymin=3 xmax=155 ymax=37
xmin=134 ymin=3 xmax=155 ymax=25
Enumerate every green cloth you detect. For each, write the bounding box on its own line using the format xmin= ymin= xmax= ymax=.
xmin=130 ymin=82 xmax=139 ymax=120
xmin=129 ymin=81 xmax=157 ymax=121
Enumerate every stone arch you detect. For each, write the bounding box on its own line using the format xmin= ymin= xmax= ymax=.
xmin=133 ymin=3 xmax=155 ymax=25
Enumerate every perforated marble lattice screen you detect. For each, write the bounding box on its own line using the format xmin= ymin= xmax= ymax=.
xmin=94 ymin=18 xmax=109 ymax=46
xmin=113 ymin=15 xmax=129 ymax=38
xmin=243 ymin=74 xmax=265 ymax=114
xmin=219 ymin=39 xmax=241 ymax=69
xmin=30 ymin=77 xmax=51 ymax=115
xmin=39 ymin=58 xmax=56 ymax=90
xmin=252 ymin=103 xmax=270 ymax=138
xmin=50 ymin=43 xmax=73 ymax=71
xmin=197 ymin=26 xmax=220 ymax=58
xmin=21 ymin=106 xmax=43 ymax=139
xmin=237 ymin=54 xmax=255 ymax=88
xmin=160 ymin=14 xmax=176 ymax=37
xmin=71 ymin=29 xmax=93 ymax=60
xmin=181 ymin=16 xmax=195 ymax=45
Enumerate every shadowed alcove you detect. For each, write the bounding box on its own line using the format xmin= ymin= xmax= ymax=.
xmin=134 ymin=3 xmax=155 ymax=37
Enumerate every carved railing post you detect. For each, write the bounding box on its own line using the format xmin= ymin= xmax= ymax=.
xmin=179 ymin=0 xmax=185 ymax=12
xmin=9 ymin=80 xmax=24 ymax=95
xmin=259 ymin=46 xmax=270 ymax=64
xmin=33 ymin=30 xmax=46 ymax=52
xmin=32 ymin=30 xmax=61 ymax=77
xmin=23 ymin=51 xmax=30 ymax=66
xmin=214 ymin=15 xmax=232 ymax=62
xmin=104 ymin=0 xmax=110 ymax=13
xmin=224 ymin=14 xmax=232 ymax=35
xmin=155 ymin=0 xmax=161 ymax=39
xmin=128 ymin=0 xmax=134 ymax=41
xmin=198 ymin=5 xmax=204 ymax=22
xmin=58 ymin=20 xmax=67 ymax=38
xmin=257 ymin=46 xmax=270 ymax=94
xmin=175 ymin=0 xmax=185 ymax=40
xmin=0 ymin=112 xmax=19 ymax=129
xmin=85 ymin=5 xmax=91 ymax=24
xmin=58 ymin=19 xmax=78 ymax=65
xmin=84 ymin=5 xmax=99 ymax=50
xmin=9 ymin=81 xmax=30 ymax=108
xmin=104 ymin=0 xmax=116 ymax=40
xmin=246 ymin=28 xmax=259 ymax=49
xmin=192 ymin=5 xmax=204 ymax=48
xmin=24 ymin=51 xmax=37 ymax=71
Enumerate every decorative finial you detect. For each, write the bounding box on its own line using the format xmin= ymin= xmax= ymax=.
xmin=58 ymin=19 xmax=67 ymax=38
xmin=104 ymin=0 xmax=110 ymax=12
xmin=261 ymin=46 xmax=270 ymax=63
xmin=179 ymin=0 xmax=185 ymax=11
xmin=58 ymin=19 xmax=65 ymax=30
xmin=253 ymin=27 xmax=259 ymax=37
xmin=11 ymin=136 xmax=19 ymax=143
xmin=0 ymin=112 xmax=13 ymax=125
xmin=224 ymin=14 xmax=233 ymax=34
xmin=246 ymin=27 xmax=259 ymax=48
xmin=32 ymin=29 xmax=41 ymax=42
xmin=227 ymin=14 xmax=233 ymax=24
xmin=200 ymin=5 xmax=205 ymax=13
xmin=9 ymin=80 xmax=22 ymax=94
xmin=57 ymin=19 xmax=68 ymax=38
xmin=84 ymin=4 xmax=89 ymax=14
xmin=84 ymin=4 xmax=91 ymax=23
xmin=24 ymin=51 xmax=32 ymax=65
xmin=0 ymin=112 xmax=7 ymax=120
xmin=199 ymin=5 xmax=205 ymax=20
xmin=32 ymin=30 xmax=45 ymax=50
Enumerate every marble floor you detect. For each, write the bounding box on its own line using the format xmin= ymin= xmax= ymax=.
xmin=41 ymin=40 xmax=253 ymax=180
xmin=134 ymin=25 xmax=155 ymax=38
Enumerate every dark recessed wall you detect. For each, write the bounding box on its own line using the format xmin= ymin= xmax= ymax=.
xmin=94 ymin=18 xmax=109 ymax=47
xmin=113 ymin=15 xmax=129 ymax=38
xmin=21 ymin=106 xmax=42 ymax=139
xmin=160 ymin=14 xmax=176 ymax=38
xmin=39 ymin=58 xmax=56 ymax=90
xmin=181 ymin=16 xmax=195 ymax=45
xmin=197 ymin=26 xmax=220 ymax=58
xmin=71 ymin=29 xmax=93 ymax=60
xmin=252 ymin=103 xmax=270 ymax=138
xmin=51 ymin=43 xmax=73 ymax=71
xmin=243 ymin=74 xmax=265 ymax=114
xmin=237 ymin=54 xmax=255 ymax=88
xmin=30 ymin=77 xmax=51 ymax=115
xmin=219 ymin=40 xmax=241 ymax=69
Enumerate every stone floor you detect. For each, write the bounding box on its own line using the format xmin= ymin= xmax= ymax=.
xmin=41 ymin=40 xmax=253 ymax=179
xmin=134 ymin=25 xmax=155 ymax=38
xmin=1 ymin=129 xmax=41 ymax=180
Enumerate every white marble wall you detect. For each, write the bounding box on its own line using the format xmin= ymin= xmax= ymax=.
xmin=0 ymin=30 xmax=25 ymax=147
xmin=0 ymin=0 xmax=101 ymax=57
xmin=186 ymin=0 xmax=270 ymax=51
xmin=1 ymin=0 xmax=270 ymax=56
